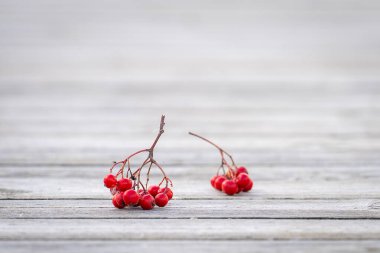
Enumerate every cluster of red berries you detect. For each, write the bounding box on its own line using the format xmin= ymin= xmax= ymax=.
xmin=104 ymin=174 xmax=173 ymax=210
xmin=189 ymin=132 xmax=254 ymax=196
xmin=103 ymin=116 xmax=173 ymax=210
xmin=210 ymin=166 xmax=253 ymax=195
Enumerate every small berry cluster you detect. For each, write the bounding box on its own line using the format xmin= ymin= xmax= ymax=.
xmin=189 ymin=132 xmax=254 ymax=196
xmin=103 ymin=116 xmax=173 ymax=210
xmin=210 ymin=166 xmax=253 ymax=195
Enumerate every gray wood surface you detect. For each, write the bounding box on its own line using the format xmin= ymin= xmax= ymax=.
xmin=1 ymin=219 xmax=380 ymax=240
xmin=1 ymin=199 xmax=379 ymax=219
xmin=0 ymin=0 xmax=380 ymax=252
xmin=2 ymin=241 xmax=380 ymax=253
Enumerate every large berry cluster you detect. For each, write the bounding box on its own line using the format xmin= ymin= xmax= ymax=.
xmin=103 ymin=116 xmax=173 ymax=210
xmin=104 ymin=176 xmax=173 ymax=210
xmin=189 ymin=132 xmax=254 ymax=196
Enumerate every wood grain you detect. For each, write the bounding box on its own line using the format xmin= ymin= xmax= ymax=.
xmin=0 ymin=241 xmax=379 ymax=253
xmin=1 ymin=199 xmax=379 ymax=219
xmin=0 ymin=166 xmax=378 ymax=200
xmin=1 ymin=219 xmax=380 ymax=240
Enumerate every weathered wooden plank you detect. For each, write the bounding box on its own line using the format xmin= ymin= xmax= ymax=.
xmin=1 ymin=165 xmax=378 ymax=180
xmin=0 ymin=112 xmax=380 ymax=125
xmin=1 ymin=81 xmax=378 ymax=91
xmin=1 ymin=240 xmax=379 ymax=253
xmin=0 ymin=165 xmax=378 ymax=200
xmin=0 ymin=83 xmax=377 ymax=101
xmin=0 ymin=93 xmax=378 ymax=109
xmin=2 ymin=131 xmax=379 ymax=141
xmin=2 ymin=133 xmax=379 ymax=151
xmin=0 ymin=87 xmax=377 ymax=101
xmin=0 ymin=117 xmax=378 ymax=131
xmin=1 ymin=178 xmax=379 ymax=200
xmin=1 ymin=219 xmax=379 ymax=240
xmin=1 ymin=137 xmax=380 ymax=154
xmin=1 ymin=149 xmax=379 ymax=166
xmin=2 ymin=119 xmax=378 ymax=133
xmin=0 ymin=199 xmax=379 ymax=219
xmin=1 ymin=107 xmax=377 ymax=134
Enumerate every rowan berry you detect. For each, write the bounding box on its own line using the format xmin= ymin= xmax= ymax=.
xmin=210 ymin=175 xmax=218 ymax=188
xmin=123 ymin=189 xmax=140 ymax=206
xmin=148 ymin=185 xmax=160 ymax=197
xmin=222 ymin=180 xmax=238 ymax=195
xmin=117 ymin=178 xmax=132 ymax=192
xmin=243 ymin=179 xmax=253 ymax=192
xmin=104 ymin=174 xmax=117 ymax=188
xmin=214 ymin=176 xmax=226 ymax=191
xmin=112 ymin=192 xmax=125 ymax=209
xmin=158 ymin=187 xmax=173 ymax=200
xmin=236 ymin=167 xmax=248 ymax=176
xmin=236 ymin=173 xmax=250 ymax=188
xmin=155 ymin=193 xmax=169 ymax=207
xmin=140 ymin=194 xmax=155 ymax=210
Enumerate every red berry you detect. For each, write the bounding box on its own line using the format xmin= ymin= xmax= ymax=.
xmin=214 ymin=176 xmax=226 ymax=191
xmin=123 ymin=189 xmax=140 ymax=206
xmin=104 ymin=174 xmax=117 ymax=188
xmin=222 ymin=180 xmax=238 ymax=195
xmin=236 ymin=186 xmax=242 ymax=194
xmin=140 ymin=194 xmax=155 ymax=210
xmin=210 ymin=175 xmax=218 ymax=188
xmin=112 ymin=192 xmax=125 ymax=209
xmin=243 ymin=179 xmax=253 ymax=192
xmin=236 ymin=173 xmax=250 ymax=188
xmin=236 ymin=167 xmax=248 ymax=176
xmin=155 ymin=193 xmax=169 ymax=207
xmin=148 ymin=185 xmax=160 ymax=197
xmin=158 ymin=187 xmax=173 ymax=200
xmin=117 ymin=178 xmax=132 ymax=192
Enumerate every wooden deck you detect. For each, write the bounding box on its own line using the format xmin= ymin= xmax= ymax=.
xmin=1 ymin=1 xmax=380 ymax=252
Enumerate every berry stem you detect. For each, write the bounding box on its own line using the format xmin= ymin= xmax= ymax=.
xmin=108 ymin=115 xmax=171 ymax=191
xmin=188 ymin=132 xmax=237 ymax=166
xmin=149 ymin=115 xmax=165 ymax=158
xmin=189 ymin=131 xmax=237 ymax=179
xmin=145 ymin=162 xmax=154 ymax=190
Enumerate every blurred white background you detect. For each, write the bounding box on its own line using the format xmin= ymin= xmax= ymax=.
xmin=1 ymin=0 xmax=379 ymax=83
xmin=0 ymin=0 xmax=379 ymax=167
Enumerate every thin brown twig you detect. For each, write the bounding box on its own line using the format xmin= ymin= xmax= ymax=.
xmin=145 ymin=162 xmax=154 ymax=190
xmin=189 ymin=131 xmax=237 ymax=179
xmin=188 ymin=132 xmax=237 ymax=166
xmin=108 ymin=115 xmax=170 ymax=191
